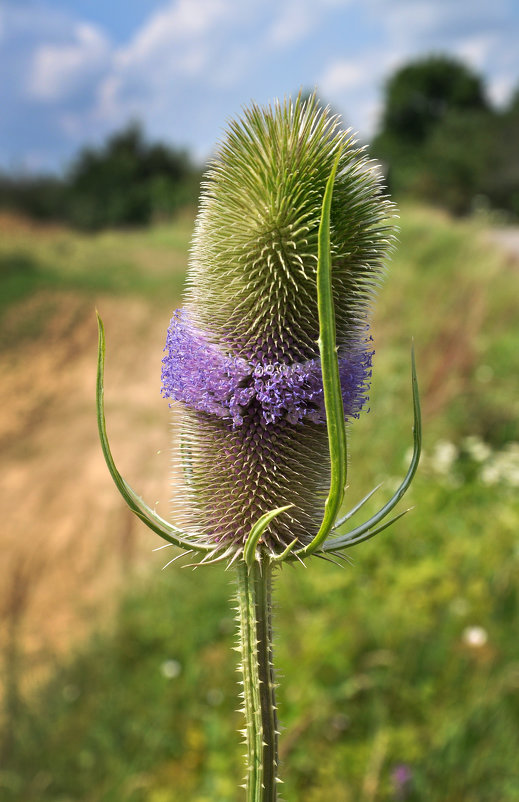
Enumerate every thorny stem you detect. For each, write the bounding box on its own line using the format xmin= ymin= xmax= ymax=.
xmin=236 ymin=555 xmax=279 ymax=801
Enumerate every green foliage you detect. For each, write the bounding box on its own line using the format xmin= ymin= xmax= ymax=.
xmin=378 ymin=55 xmax=488 ymax=147
xmin=0 ymin=218 xmax=191 ymax=334
xmin=67 ymin=123 xmax=200 ymax=230
xmin=0 ymin=123 xmax=201 ymax=230
xmin=276 ymin=476 xmax=519 ymax=802
xmin=2 ymin=207 xmax=519 ymax=799
xmin=373 ymin=55 xmax=519 ymax=217
xmin=0 ymin=174 xmax=67 ymax=222
xmin=481 ymin=103 xmax=519 ymax=216
xmin=411 ymin=110 xmax=494 ymax=215
xmin=1 ymin=567 xmax=240 ymax=802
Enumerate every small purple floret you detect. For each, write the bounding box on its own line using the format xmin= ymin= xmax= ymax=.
xmin=392 ymin=764 xmax=413 ymax=799
xmin=161 ymin=309 xmax=373 ymax=426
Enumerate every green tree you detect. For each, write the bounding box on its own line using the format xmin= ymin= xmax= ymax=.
xmin=66 ymin=123 xmax=200 ymax=230
xmin=481 ymin=90 xmax=519 ymax=216
xmin=0 ymin=123 xmax=201 ymax=229
xmin=377 ymin=55 xmax=489 ymax=147
xmin=0 ymin=174 xmax=66 ymax=221
xmin=410 ymin=87 xmax=519 ymax=216
xmin=413 ymin=109 xmax=495 ymax=215
xmin=371 ymin=55 xmax=508 ymax=215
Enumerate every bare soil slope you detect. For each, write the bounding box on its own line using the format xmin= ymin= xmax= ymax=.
xmin=1 ymin=285 xmax=179 ymax=688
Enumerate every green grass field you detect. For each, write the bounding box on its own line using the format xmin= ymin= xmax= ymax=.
xmin=1 ymin=206 xmax=518 ymax=801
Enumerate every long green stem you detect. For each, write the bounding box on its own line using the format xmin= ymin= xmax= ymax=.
xmin=236 ymin=556 xmax=279 ymax=801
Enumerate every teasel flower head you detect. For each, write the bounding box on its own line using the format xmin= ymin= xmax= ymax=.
xmin=97 ymin=92 xmax=420 ymax=568
xmin=160 ymin=93 xmax=398 ymax=562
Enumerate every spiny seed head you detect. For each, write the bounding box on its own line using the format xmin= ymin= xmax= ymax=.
xmin=187 ymin=93 xmax=395 ymax=359
xmin=162 ymin=93 xmax=396 ymax=559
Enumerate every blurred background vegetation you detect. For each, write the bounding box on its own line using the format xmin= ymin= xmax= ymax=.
xmin=1 ymin=55 xmax=519 ymax=801
xmin=2 ymin=56 xmax=519 ymax=228
xmin=0 ymin=123 xmax=201 ymax=231
xmin=371 ymin=55 xmax=519 ymax=218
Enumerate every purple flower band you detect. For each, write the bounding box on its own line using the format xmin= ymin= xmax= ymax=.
xmin=161 ymin=309 xmax=373 ymax=426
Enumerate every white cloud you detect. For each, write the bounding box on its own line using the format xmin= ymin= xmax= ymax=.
xmin=487 ymin=74 xmax=516 ymax=106
xmin=267 ymin=0 xmax=354 ymax=48
xmin=2 ymin=0 xmax=519 ymax=170
xmin=318 ymin=50 xmax=394 ymax=136
xmin=28 ymin=22 xmax=110 ymax=101
xmin=381 ymin=0 xmax=438 ymax=39
xmin=268 ymin=1 xmax=316 ymax=47
xmin=320 ymin=60 xmax=363 ymax=94
xmin=92 ymin=0 xmax=243 ymax=126
xmin=22 ymin=0 xmax=243 ymax=127
xmin=318 ymin=0 xmax=517 ymax=136
xmin=369 ymin=0 xmax=509 ymax=68
xmin=362 ymin=98 xmax=383 ymax=136
xmin=115 ymin=0 xmax=232 ymax=70
xmin=454 ymin=33 xmax=497 ymax=69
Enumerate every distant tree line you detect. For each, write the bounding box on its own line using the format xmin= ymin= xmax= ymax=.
xmin=0 ymin=124 xmax=201 ymax=230
xmin=371 ymin=55 xmax=519 ymax=217
xmin=1 ymin=56 xmax=518 ymax=227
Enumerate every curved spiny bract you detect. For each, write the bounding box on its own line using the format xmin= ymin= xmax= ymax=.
xmin=186 ymin=95 xmax=395 ymax=363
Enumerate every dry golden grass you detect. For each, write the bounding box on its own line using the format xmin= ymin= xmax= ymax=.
xmin=0 ymin=220 xmax=187 ymax=691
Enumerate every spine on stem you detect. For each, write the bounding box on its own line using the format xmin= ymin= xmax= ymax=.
xmin=236 ymin=556 xmax=279 ymax=801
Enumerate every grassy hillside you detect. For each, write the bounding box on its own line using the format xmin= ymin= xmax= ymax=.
xmin=1 ymin=207 xmax=518 ymax=801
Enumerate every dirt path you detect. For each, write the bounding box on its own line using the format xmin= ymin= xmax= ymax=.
xmin=1 ymin=291 xmax=179 ymax=690
xmin=486 ymin=227 xmax=519 ymax=259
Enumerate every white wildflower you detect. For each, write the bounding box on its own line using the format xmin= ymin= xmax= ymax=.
xmin=161 ymin=659 xmax=182 ymax=679
xmin=463 ymin=435 xmax=491 ymax=463
xmin=431 ymin=440 xmax=458 ymax=475
xmin=481 ymin=442 xmax=519 ymax=487
xmin=462 ymin=626 xmax=488 ymax=648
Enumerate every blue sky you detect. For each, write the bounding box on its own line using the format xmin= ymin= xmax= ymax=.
xmin=1 ymin=0 xmax=518 ymax=172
